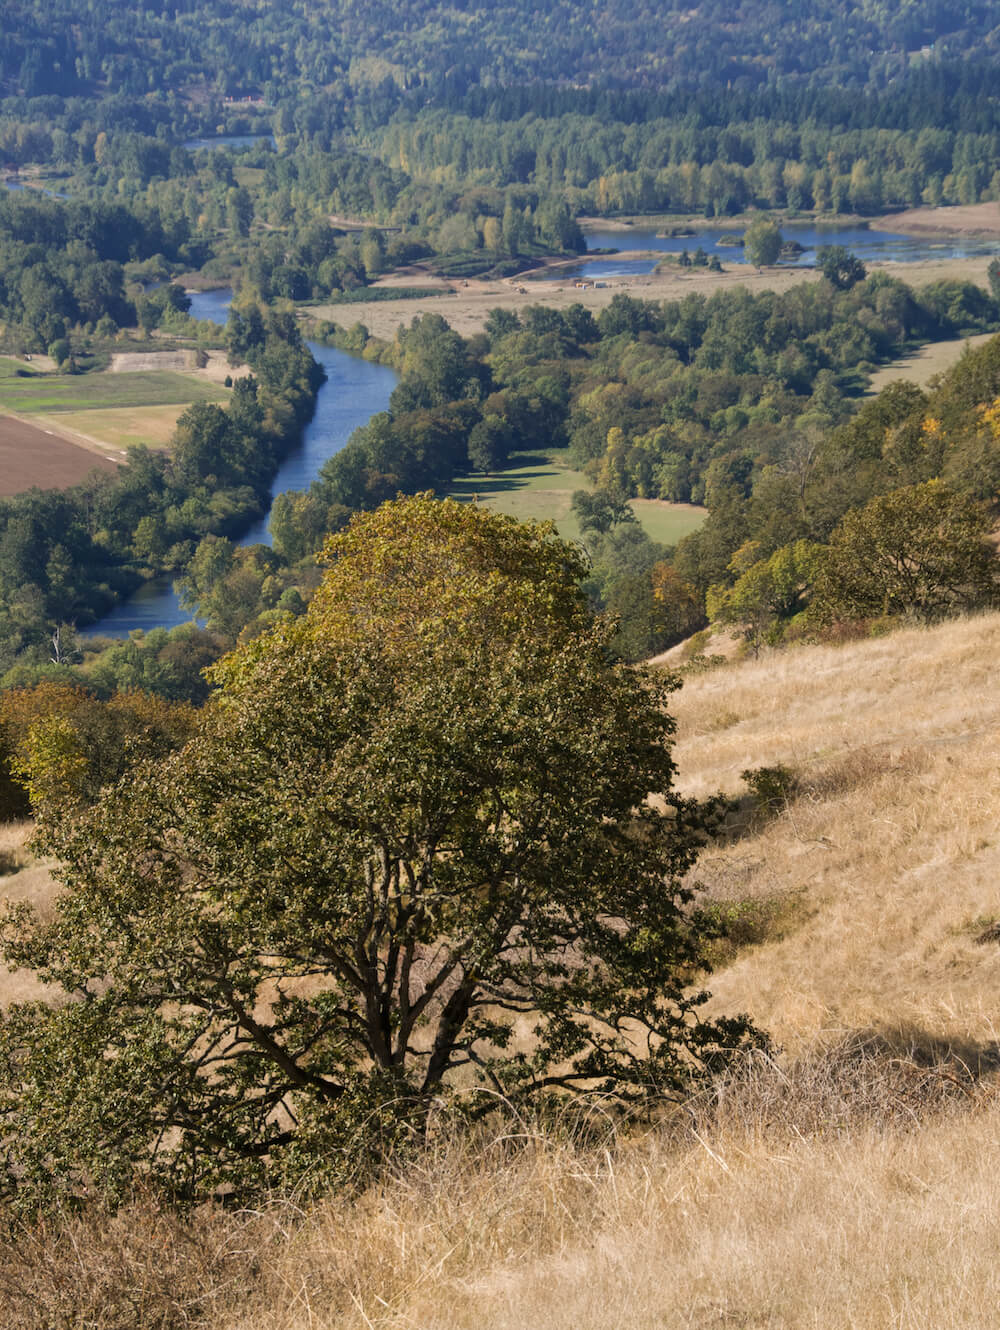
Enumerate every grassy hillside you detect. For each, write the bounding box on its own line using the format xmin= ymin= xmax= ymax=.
xmin=670 ymin=612 xmax=1000 ymax=1056
xmin=2 ymin=615 xmax=999 ymax=1326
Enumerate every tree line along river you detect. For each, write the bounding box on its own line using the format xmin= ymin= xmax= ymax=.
xmin=86 ymin=289 xmax=398 ymax=635
xmin=87 ymin=219 xmax=998 ymax=635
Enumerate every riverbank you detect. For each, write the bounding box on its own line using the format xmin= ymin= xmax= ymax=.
xmin=869 ymin=201 xmax=1000 ymax=237
xmin=579 ymin=203 xmax=1000 ymax=237
xmin=312 ymin=252 xmax=998 ymax=341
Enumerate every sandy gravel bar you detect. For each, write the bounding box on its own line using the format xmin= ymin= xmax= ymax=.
xmin=869 ymin=201 xmax=1000 ymax=236
xmin=0 ymin=414 xmax=119 ymax=495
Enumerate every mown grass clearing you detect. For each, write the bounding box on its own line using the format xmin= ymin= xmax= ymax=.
xmin=447 ymin=449 xmax=592 ymax=539
xmin=0 ymin=359 xmax=227 ymax=414
xmin=630 ymin=496 xmax=708 ymax=544
xmin=447 ymin=448 xmax=706 ymax=545
xmin=36 ymin=404 xmax=194 ymax=450
xmin=866 ymin=330 xmax=996 ymax=393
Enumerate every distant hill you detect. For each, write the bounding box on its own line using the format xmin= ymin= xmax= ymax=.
xmin=5 ymin=0 xmax=1000 ymax=103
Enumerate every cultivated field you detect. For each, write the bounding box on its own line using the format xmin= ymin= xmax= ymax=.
xmin=0 ymin=414 xmax=119 ymax=493
xmin=34 ymin=403 xmax=196 ymax=451
xmin=0 ymin=362 xmax=227 ymax=415
xmin=0 ymin=356 xmax=230 ymax=486
xmin=446 ymin=447 xmax=706 ymax=544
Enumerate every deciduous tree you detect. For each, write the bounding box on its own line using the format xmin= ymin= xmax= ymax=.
xmin=813 ymin=480 xmax=998 ymax=622
xmin=743 ymin=217 xmax=782 ymax=268
xmin=0 ymin=496 xmax=760 ymax=1207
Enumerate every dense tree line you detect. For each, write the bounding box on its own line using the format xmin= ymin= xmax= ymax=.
xmin=0 ymin=191 xmax=195 ymax=351
xmin=374 ymin=109 xmax=1000 ymax=215
xmin=4 ymin=0 xmax=1000 ymax=111
xmin=676 ymin=332 xmax=1000 ymax=649
xmin=172 ymin=270 xmax=999 ymax=666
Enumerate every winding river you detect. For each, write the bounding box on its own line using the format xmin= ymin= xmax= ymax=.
xmin=84 ymin=217 xmax=1000 ymax=634
xmin=86 ymin=290 xmax=397 ymax=636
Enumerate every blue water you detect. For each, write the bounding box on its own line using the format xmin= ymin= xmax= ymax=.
xmin=1 ymin=177 xmax=68 ymax=200
xmin=85 ymin=289 xmax=397 ymax=636
xmin=568 ymin=222 xmax=1000 ymax=280
xmin=183 ymin=134 xmax=275 ymax=152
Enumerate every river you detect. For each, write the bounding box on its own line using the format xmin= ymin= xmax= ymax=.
xmin=85 ymin=289 xmax=397 ymax=636
xmin=568 ymin=221 xmax=1000 ymax=280
xmin=183 ymin=134 xmax=276 ymax=152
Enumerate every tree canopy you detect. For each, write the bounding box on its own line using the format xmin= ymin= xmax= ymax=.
xmin=0 ymin=495 xmax=759 ymax=1207
xmin=743 ymin=218 xmax=782 ymax=268
xmin=814 ymin=481 xmax=999 ymax=622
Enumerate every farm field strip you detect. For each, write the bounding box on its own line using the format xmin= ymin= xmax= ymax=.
xmin=0 ymin=363 xmax=228 ymax=414
xmin=33 ymin=404 xmax=195 ymax=451
xmin=0 ymin=360 xmax=232 ymax=490
xmin=0 ymin=414 xmax=119 ymax=494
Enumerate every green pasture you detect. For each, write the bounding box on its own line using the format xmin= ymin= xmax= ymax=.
xmin=0 ymin=360 xmax=227 ymax=414
xmin=447 ymin=448 xmax=706 ymax=546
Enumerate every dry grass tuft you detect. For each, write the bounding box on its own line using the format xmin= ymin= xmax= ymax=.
xmin=0 ymin=1196 xmax=270 ymax=1330
xmin=0 ymin=821 xmax=31 ymax=878
xmin=0 ymin=820 xmax=61 ymax=1004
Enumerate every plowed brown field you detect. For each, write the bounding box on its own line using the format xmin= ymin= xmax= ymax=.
xmin=0 ymin=415 xmax=118 ymax=495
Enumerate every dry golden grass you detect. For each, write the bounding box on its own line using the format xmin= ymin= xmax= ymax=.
xmin=667 ymin=611 xmax=1000 ymax=1055
xmin=33 ymin=403 xmax=191 ymax=452
xmin=9 ymin=1053 xmax=995 ymax=1330
xmin=238 ymin=1093 xmax=1000 ymax=1330
xmin=3 ymin=613 xmax=1000 ymax=1328
xmin=0 ymin=820 xmax=60 ymax=1003
xmin=865 ymin=331 xmax=996 ymax=395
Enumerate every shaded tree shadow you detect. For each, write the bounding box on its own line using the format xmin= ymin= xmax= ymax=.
xmin=447 ymin=453 xmax=574 ymax=498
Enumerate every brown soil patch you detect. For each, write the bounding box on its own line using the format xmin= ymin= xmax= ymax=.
xmin=0 ymin=414 xmax=119 ymax=495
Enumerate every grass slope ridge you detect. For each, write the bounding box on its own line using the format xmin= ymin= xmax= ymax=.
xmin=672 ymin=612 xmax=1000 ymax=1056
xmin=2 ymin=614 xmax=999 ymax=1326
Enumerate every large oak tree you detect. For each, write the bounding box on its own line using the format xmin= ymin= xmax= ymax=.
xmin=0 ymin=495 xmax=759 ymax=1206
